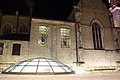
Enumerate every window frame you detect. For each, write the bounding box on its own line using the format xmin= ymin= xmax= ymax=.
xmin=92 ymin=23 xmax=103 ymax=50
xmin=38 ymin=25 xmax=48 ymax=46
xmin=12 ymin=44 xmax=21 ymax=56
xmin=60 ymin=27 xmax=70 ymax=48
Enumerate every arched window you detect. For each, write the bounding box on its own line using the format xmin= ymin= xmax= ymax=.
xmin=2 ymin=22 xmax=13 ymax=35
xmin=92 ymin=23 xmax=103 ymax=50
xmin=18 ymin=23 xmax=29 ymax=34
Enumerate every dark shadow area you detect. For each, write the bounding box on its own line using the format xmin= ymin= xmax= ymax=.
xmin=0 ymin=34 xmax=30 ymax=41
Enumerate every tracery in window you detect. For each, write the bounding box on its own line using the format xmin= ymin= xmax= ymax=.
xmin=2 ymin=22 xmax=13 ymax=35
xmin=38 ymin=26 xmax=48 ymax=46
xmin=60 ymin=28 xmax=70 ymax=48
xmin=92 ymin=23 xmax=103 ymax=50
xmin=18 ymin=24 xmax=29 ymax=34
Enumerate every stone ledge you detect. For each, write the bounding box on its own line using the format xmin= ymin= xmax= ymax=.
xmin=92 ymin=68 xmax=116 ymax=71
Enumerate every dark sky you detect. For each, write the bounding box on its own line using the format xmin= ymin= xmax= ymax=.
xmin=0 ymin=0 xmax=109 ymax=20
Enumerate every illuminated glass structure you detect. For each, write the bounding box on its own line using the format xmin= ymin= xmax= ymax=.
xmin=2 ymin=57 xmax=74 ymax=74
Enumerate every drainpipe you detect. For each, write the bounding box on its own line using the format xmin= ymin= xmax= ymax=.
xmin=73 ymin=6 xmax=85 ymax=66
xmin=75 ymin=23 xmax=79 ymax=65
xmin=29 ymin=7 xmax=33 ymax=41
xmin=73 ymin=6 xmax=79 ymax=66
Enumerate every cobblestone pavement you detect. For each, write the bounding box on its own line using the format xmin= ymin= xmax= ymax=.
xmin=1 ymin=72 xmax=120 ymax=80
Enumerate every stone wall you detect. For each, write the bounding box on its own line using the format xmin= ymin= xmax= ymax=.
xmin=30 ymin=19 xmax=76 ymax=65
xmin=0 ymin=0 xmax=120 ymax=73
xmin=71 ymin=0 xmax=120 ymax=71
xmin=0 ymin=40 xmax=29 ymax=72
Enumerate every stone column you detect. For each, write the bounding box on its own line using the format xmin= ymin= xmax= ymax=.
xmin=51 ymin=25 xmax=57 ymax=60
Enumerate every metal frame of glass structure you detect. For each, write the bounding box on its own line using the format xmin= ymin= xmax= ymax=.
xmin=2 ymin=57 xmax=75 ymax=75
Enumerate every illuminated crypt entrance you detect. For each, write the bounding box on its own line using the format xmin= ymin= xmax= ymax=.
xmin=2 ymin=57 xmax=74 ymax=74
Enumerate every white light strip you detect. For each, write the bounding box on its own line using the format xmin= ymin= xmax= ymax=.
xmin=109 ymin=0 xmax=110 ymax=3
xmin=109 ymin=6 xmax=120 ymax=12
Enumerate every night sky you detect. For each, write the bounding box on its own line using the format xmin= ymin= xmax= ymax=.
xmin=0 ymin=0 xmax=109 ymax=20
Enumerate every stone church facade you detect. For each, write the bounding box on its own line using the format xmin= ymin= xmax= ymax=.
xmin=0 ymin=0 xmax=120 ymax=72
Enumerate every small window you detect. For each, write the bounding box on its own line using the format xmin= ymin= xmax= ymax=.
xmin=12 ymin=44 xmax=21 ymax=55
xmin=0 ymin=43 xmax=4 ymax=55
xmin=38 ymin=26 xmax=48 ymax=46
xmin=60 ymin=28 xmax=70 ymax=48
xmin=92 ymin=23 xmax=103 ymax=50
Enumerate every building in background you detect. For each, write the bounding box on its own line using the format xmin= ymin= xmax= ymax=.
xmin=109 ymin=0 xmax=120 ymax=52
xmin=0 ymin=0 xmax=120 ymax=73
xmin=109 ymin=0 xmax=120 ymax=27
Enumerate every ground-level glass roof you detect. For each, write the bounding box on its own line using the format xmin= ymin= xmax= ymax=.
xmin=2 ymin=57 xmax=74 ymax=74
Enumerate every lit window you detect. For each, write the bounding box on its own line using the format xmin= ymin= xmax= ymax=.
xmin=0 ymin=43 xmax=4 ymax=55
xmin=38 ymin=26 xmax=48 ymax=46
xmin=60 ymin=28 xmax=70 ymax=48
xmin=92 ymin=23 xmax=103 ymax=50
xmin=12 ymin=44 xmax=21 ymax=55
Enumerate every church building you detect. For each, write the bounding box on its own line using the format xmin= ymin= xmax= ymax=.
xmin=0 ymin=0 xmax=120 ymax=73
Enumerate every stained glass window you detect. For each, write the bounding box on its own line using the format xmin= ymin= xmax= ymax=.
xmin=38 ymin=26 xmax=48 ymax=46
xmin=60 ymin=28 xmax=70 ymax=48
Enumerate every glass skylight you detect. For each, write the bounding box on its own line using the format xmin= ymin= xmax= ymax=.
xmin=2 ymin=57 xmax=74 ymax=74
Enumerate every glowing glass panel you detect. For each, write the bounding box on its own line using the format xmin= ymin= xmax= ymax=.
xmin=37 ymin=66 xmax=52 ymax=72
xmin=52 ymin=67 xmax=65 ymax=72
xmin=63 ymin=67 xmax=73 ymax=72
xmin=49 ymin=62 xmax=59 ymax=66
xmin=19 ymin=62 xmax=29 ymax=65
xmin=21 ymin=66 xmax=37 ymax=72
xmin=39 ymin=62 xmax=49 ymax=66
xmin=27 ymin=62 xmax=38 ymax=65
xmin=11 ymin=66 xmax=24 ymax=72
